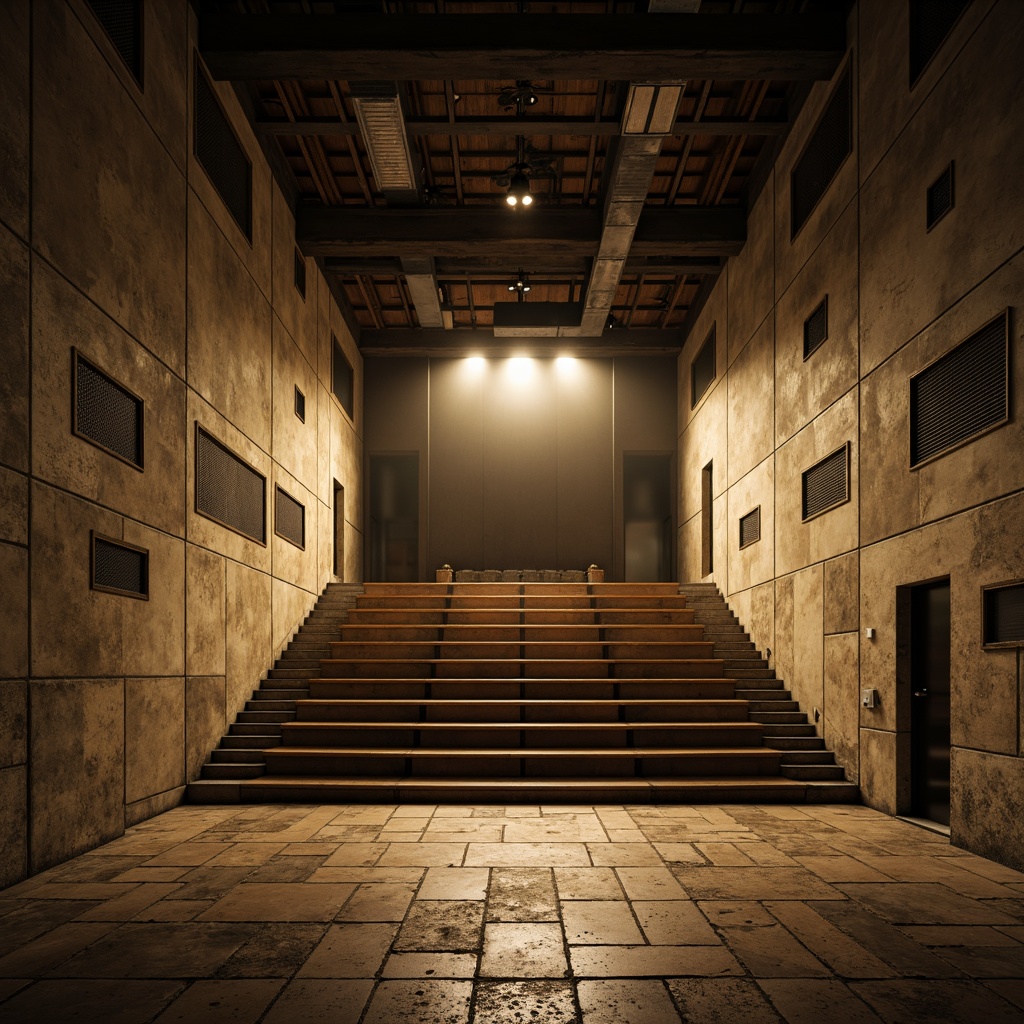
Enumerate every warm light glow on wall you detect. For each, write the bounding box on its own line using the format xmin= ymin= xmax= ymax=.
xmin=556 ymin=356 xmax=579 ymax=376
xmin=463 ymin=355 xmax=486 ymax=376
xmin=506 ymin=357 xmax=535 ymax=384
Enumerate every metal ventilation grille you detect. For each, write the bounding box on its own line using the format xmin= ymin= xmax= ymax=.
xmin=194 ymin=63 xmax=252 ymax=238
xmin=74 ymin=351 xmax=143 ymax=468
xmin=85 ymin=0 xmax=142 ymax=83
xmin=910 ymin=0 xmax=970 ymax=86
xmin=275 ymin=487 xmax=305 ymax=549
xmin=351 ymin=95 xmax=417 ymax=192
xmin=295 ymin=386 xmax=306 ymax=423
xmin=791 ymin=70 xmax=851 ymax=239
xmin=294 ymin=248 xmax=306 ymax=299
xmin=92 ymin=534 xmax=148 ymax=599
xmin=739 ymin=507 xmax=761 ymax=549
xmin=803 ymin=296 xmax=829 ymax=359
xmin=333 ymin=335 xmax=355 ymax=419
xmin=196 ymin=426 xmax=265 ymax=543
xmin=802 ymin=444 xmax=849 ymax=521
xmin=927 ymin=162 xmax=955 ymax=230
xmin=910 ymin=312 xmax=1008 ymax=467
xmin=983 ymin=582 xmax=1024 ymax=647
xmin=691 ymin=327 xmax=716 ymax=408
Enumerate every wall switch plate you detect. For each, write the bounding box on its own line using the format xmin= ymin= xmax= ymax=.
xmin=865 ymin=627 xmax=875 ymax=639
xmin=861 ymin=688 xmax=877 ymax=709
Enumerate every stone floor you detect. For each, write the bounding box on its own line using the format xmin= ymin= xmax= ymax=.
xmin=1 ymin=804 xmax=1023 ymax=1023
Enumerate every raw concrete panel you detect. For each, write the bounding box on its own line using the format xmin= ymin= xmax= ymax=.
xmin=728 ymin=175 xmax=774 ymax=364
xmin=186 ymin=675 xmax=227 ymax=782
xmin=273 ymin=315 xmax=319 ymax=497
xmin=727 ymin=456 xmax=774 ymax=595
xmin=774 ymin=202 xmax=859 ymax=447
xmin=33 ymin=1 xmax=186 ymax=375
xmin=186 ymin=543 xmax=226 ymax=678
xmin=0 ymin=765 xmax=27 ymax=889
xmin=0 ymin=544 xmax=28 ymax=680
xmin=859 ymin=727 xmax=898 ymax=817
xmin=31 ymin=260 xmax=187 ymax=538
xmin=727 ymin=317 xmax=774 ymax=487
xmin=859 ymin=4 xmax=1024 ymax=374
xmin=774 ymin=389 xmax=858 ymax=578
xmin=679 ymin=275 xmax=727 ymax=432
xmin=317 ymin=498 xmax=334 ymax=586
xmin=345 ymin=525 xmax=363 ymax=585
xmin=271 ymin=464 xmax=318 ymax=597
xmin=125 ymin=677 xmax=185 ymax=805
xmin=679 ymin=377 xmax=727 ymax=528
xmin=317 ymin=383 xmax=334 ymax=510
xmin=331 ymin=404 xmax=364 ymax=538
xmin=792 ymin=563 xmax=824 ymax=737
xmin=273 ymin=578 xmax=315 ymax=662
xmin=29 ymin=678 xmax=125 ymax=872
xmin=331 ymin=305 xmax=364 ymax=438
xmin=824 ymin=551 xmax=859 ymax=635
xmin=0 ymin=227 xmax=29 ymax=473
xmin=774 ymin=574 xmax=794 ymax=695
xmin=951 ymin=747 xmax=1024 ymax=872
xmin=748 ymin=581 xmax=776 ymax=668
xmin=0 ymin=679 xmax=27 ymax=769
xmin=824 ymin=632 xmax=860 ymax=784
xmin=615 ymin=358 xmax=678 ymax=453
xmin=125 ymin=786 xmax=185 ymax=828
xmin=30 ymin=484 xmax=123 ymax=679
xmin=186 ymin=190 xmax=273 ymax=452
xmin=272 ymin=186 xmax=318 ymax=370
xmin=225 ymin=561 xmax=272 ymax=721
xmin=0 ymin=0 xmax=29 ymax=237
xmin=679 ymin=511 xmax=701 ymax=585
xmin=0 ymin=466 xmax=28 ymax=546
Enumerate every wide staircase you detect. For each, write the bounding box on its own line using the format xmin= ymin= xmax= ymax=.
xmin=189 ymin=582 xmax=857 ymax=804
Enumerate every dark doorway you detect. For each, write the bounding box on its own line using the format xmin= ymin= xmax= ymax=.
xmin=333 ymin=481 xmax=344 ymax=580
xmin=701 ymin=461 xmax=713 ymax=578
xmin=623 ymin=452 xmax=673 ymax=582
xmin=369 ymin=453 xmax=419 ymax=582
xmin=910 ymin=579 xmax=951 ymax=825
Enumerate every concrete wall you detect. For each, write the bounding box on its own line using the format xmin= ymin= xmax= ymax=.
xmin=364 ymin=356 xmax=677 ymax=581
xmin=677 ymin=0 xmax=1024 ymax=867
xmin=0 ymin=0 xmax=363 ymax=885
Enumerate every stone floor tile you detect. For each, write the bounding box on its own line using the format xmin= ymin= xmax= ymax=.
xmin=246 ymin=855 xmax=326 ymax=883
xmin=758 ymin=979 xmax=884 ymax=1023
xmin=0 ymin=978 xmax=182 ymax=1024
xmin=578 ymin=979 xmax=681 ymax=1023
xmin=0 ymin=978 xmax=31 ymax=1001
xmin=74 ymin=883 xmax=183 ymax=921
xmin=651 ymin=844 xmax=705 ymax=865
xmin=382 ymin=817 xmax=431 ymax=832
xmin=336 ymin=883 xmax=417 ymax=922
xmin=20 ymin=883 xmax=137 ymax=901
xmin=505 ymin=820 xmax=607 ymax=844
xmin=297 ymin=923 xmax=399 ymax=978
xmin=587 ymin=843 xmax=663 ymax=867
xmin=742 ymin=842 xmax=799 ymax=866
xmin=486 ymin=868 xmax=559 ymax=922
xmin=479 ymin=922 xmax=569 ymax=978
xmin=433 ymin=806 xmax=478 ymax=818
xmin=465 ymin=843 xmax=589 ymax=867
xmin=794 ymin=856 xmax=894 ymax=882
xmin=214 ymin=923 xmax=326 ymax=978
xmin=570 ymin=945 xmax=742 ymax=978
xmin=836 ymin=883 xmax=1021 ymax=926
xmin=984 ymin=980 xmax=1024 ymax=1012
xmin=596 ymin=810 xmax=637 ymax=829
xmin=851 ymin=979 xmax=1024 ymax=1023
xmin=205 ymin=843 xmax=289 ymax=868
xmin=53 ymin=922 xmax=256 ymax=978
xmin=326 ymin=806 xmax=395 ymax=825
xmin=667 ymin=978 xmax=778 ymax=1023
xmin=361 ymin=979 xmax=472 ymax=1024
xmin=698 ymin=900 xmax=775 ymax=927
xmin=997 ymin=925 xmax=1024 ymax=942
xmin=381 ymin=952 xmax=478 ymax=978
xmin=261 ymin=979 xmax=373 ymax=1024
xmin=321 ymin=843 xmax=389 ymax=867
xmin=0 ymin=901 xmax=101 ymax=957
xmin=605 ymin=830 xmax=647 ymax=843
xmin=616 ymin=866 xmax=687 ymax=901
xmin=954 ymin=859 xmax=1024 ymax=884
xmin=152 ymin=978 xmax=284 ymax=1022
xmin=423 ymin=828 xmax=505 ymax=843
xmin=133 ymin=899 xmax=215 ymax=922
xmin=0 ymin=922 xmax=117 ymax=977
xmin=714 ymin=922 xmax=832 ymax=978
xmin=902 ymin=924 xmax=1023 ymax=946
xmin=198 ymin=883 xmax=356 ymax=923
xmin=143 ymin=843 xmax=235 ymax=867
xmin=394 ymin=805 xmax=437 ymax=817
xmin=381 ymin=831 xmax=430 ymax=843
xmin=278 ymin=842 xmax=340 ymax=857
xmin=308 ymin=866 xmax=425 ymax=885
xmin=930 ymin=945 xmax=1024 ymax=977
xmin=163 ymin=866 xmax=253 ymax=902
xmin=554 ymin=868 xmax=623 ymax=900
xmin=394 ymin=900 xmax=484 ymax=951
xmin=857 ymin=857 xmax=1023 ymax=898
xmin=670 ymin=866 xmax=842 ymax=900
xmin=764 ymin=901 xmax=894 ymax=978
xmin=378 ymin=843 xmax=467 ymax=867
xmin=562 ymin=901 xmax=644 ymax=944
xmin=632 ymin=902 xmax=719 ymax=945
xmin=504 ymin=805 xmax=542 ymax=817
xmin=417 ymin=867 xmax=489 ymax=901
xmin=695 ymin=843 xmax=755 ymax=866
xmin=473 ymin=980 xmax=578 ymax=1024
xmin=112 ymin=867 xmax=191 ymax=883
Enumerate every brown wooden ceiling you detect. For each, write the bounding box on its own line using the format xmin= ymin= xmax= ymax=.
xmin=199 ymin=0 xmax=846 ymax=352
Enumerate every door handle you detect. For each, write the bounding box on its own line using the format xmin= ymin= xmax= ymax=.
xmin=913 ymin=689 xmax=929 ymax=697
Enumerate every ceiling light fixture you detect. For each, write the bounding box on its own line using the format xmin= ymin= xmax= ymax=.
xmin=505 ymin=170 xmax=533 ymax=207
xmin=508 ymin=269 xmax=531 ymax=300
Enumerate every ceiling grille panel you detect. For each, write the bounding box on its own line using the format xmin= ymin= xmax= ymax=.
xmin=86 ymin=0 xmax=142 ymax=83
xmin=803 ymin=296 xmax=828 ymax=359
xmin=275 ymin=487 xmax=305 ymax=549
xmin=691 ymin=327 xmax=716 ymax=408
xmin=739 ymin=506 xmax=761 ymax=549
xmin=910 ymin=0 xmax=970 ymax=86
xmin=194 ymin=63 xmax=252 ymax=238
xmin=196 ymin=426 xmax=266 ymax=543
xmin=910 ymin=312 xmax=1008 ymax=467
xmin=927 ymin=162 xmax=955 ymax=229
xmin=802 ymin=443 xmax=849 ymax=520
xmin=983 ymin=583 xmax=1024 ymax=647
xmin=791 ymin=70 xmax=851 ymax=239
xmin=92 ymin=534 xmax=148 ymax=599
xmin=74 ymin=351 xmax=144 ymax=469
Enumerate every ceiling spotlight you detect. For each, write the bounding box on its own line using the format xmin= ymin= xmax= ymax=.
xmin=508 ymin=270 xmax=531 ymax=300
xmin=606 ymin=313 xmax=618 ymax=330
xmin=505 ymin=169 xmax=533 ymax=207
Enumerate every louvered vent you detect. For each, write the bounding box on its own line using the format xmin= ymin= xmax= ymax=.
xmin=294 ymin=248 xmax=306 ymax=299
xmin=194 ymin=63 xmax=252 ymax=238
xmin=803 ymin=296 xmax=829 ymax=359
xmin=926 ymin=162 xmax=955 ymax=230
xmin=910 ymin=312 xmax=1008 ymax=467
xmin=910 ymin=0 xmax=970 ymax=86
xmin=739 ymin=507 xmax=761 ymax=549
xmin=275 ymin=487 xmax=305 ymax=549
xmin=333 ymin=335 xmax=355 ymax=419
xmin=73 ymin=350 xmax=144 ymax=469
xmin=92 ymin=533 xmax=148 ymax=599
xmin=85 ymin=0 xmax=142 ymax=83
xmin=196 ymin=426 xmax=265 ymax=543
xmin=983 ymin=582 xmax=1024 ymax=648
xmin=352 ymin=95 xmax=417 ymax=192
xmin=295 ymin=386 xmax=306 ymax=423
xmin=802 ymin=443 xmax=849 ymax=521
xmin=791 ymin=70 xmax=851 ymax=239
xmin=691 ymin=327 xmax=716 ymax=408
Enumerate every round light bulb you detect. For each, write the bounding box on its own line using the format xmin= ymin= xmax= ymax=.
xmin=521 ymin=193 xmax=533 ymax=207
xmin=505 ymin=193 xmax=518 ymax=207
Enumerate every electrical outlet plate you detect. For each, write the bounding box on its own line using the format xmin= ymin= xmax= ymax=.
xmin=861 ymin=688 xmax=876 ymax=709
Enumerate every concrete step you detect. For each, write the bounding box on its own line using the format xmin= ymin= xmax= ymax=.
xmin=781 ymin=764 xmax=847 ymax=781
xmin=764 ymin=737 xmax=827 ymax=751
xmin=220 ymin=734 xmax=281 ymax=749
xmin=211 ymin=749 xmax=267 ymax=764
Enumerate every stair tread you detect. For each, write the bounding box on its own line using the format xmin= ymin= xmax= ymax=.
xmin=267 ymin=745 xmax=780 ymax=757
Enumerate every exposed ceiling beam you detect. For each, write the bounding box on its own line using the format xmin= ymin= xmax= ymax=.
xmin=297 ymin=207 xmax=745 ymax=259
xmin=200 ymin=13 xmax=847 ymax=82
xmin=255 ymin=116 xmax=789 ymax=138
xmin=322 ymin=256 xmax=724 ymax=276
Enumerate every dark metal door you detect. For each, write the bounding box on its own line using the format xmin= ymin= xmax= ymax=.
xmin=910 ymin=580 xmax=951 ymax=825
